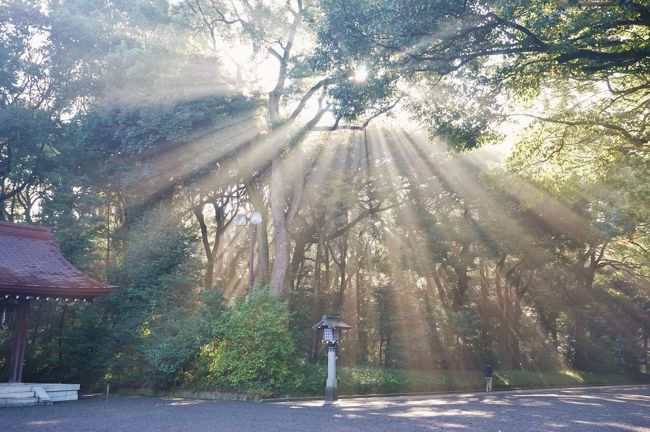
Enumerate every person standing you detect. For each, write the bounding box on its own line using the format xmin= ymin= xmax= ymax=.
xmin=484 ymin=363 xmax=493 ymax=392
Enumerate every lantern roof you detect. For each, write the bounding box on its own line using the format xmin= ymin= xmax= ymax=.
xmin=311 ymin=314 xmax=352 ymax=331
xmin=0 ymin=222 xmax=116 ymax=300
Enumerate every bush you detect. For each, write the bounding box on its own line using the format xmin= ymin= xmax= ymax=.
xmin=141 ymin=289 xmax=224 ymax=389
xmin=294 ymin=366 xmax=641 ymax=396
xmin=339 ymin=367 xmax=402 ymax=394
xmin=193 ymin=288 xmax=294 ymax=395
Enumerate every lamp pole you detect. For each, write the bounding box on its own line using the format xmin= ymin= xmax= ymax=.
xmin=247 ymin=223 xmax=255 ymax=296
xmin=322 ymin=327 xmax=343 ymax=402
xmin=312 ymin=316 xmax=351 ymax=404
xmin=325 ymin=342 xmax=338 ymax=402
xmin=235 ymin=211 xmax=262 ymax=296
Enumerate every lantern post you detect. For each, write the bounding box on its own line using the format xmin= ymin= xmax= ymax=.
xmin=312 ymin=315 xmax=351 ymax=403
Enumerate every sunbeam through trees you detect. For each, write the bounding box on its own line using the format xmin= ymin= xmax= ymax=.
xmin=1 ymin=0 xmax=649 ymax=396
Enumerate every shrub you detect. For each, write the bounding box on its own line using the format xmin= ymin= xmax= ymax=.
xmin=141 ymin=289 xmax=224 ymax=389
xmin=288 ymin=362 xmax=328 ymax=395
xmin=293 ymin=366 xmax=641 ymax=396
xmin=193 ymin=288 xmax=294 ymax=395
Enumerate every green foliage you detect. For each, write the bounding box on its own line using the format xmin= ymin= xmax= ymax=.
xmin=117 ymin=208 xmax=199 ymax=295
xmin=68 ymin=207 xmax=205 ymax=389
xmin=2 ymin=0 xmax=649 ymax=398
xmin=140 ymin=289 xmax=224 ymax=389
xmin=193 ymin=288 xmax=295 ymax=394
xmin=76 ymin=96 xmax=253 ymax=157
xmin=0 ymin=106 xmax=58 ymax=220
xmin=294 ymin=366 xmax=642 ymax=396
xmin=287 ymin=362 xmax=328 ymax=395
xmin=39 ymin=174 xmax=106 ymax=272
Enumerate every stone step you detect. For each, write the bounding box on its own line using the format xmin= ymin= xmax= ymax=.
xmin=0 ymin=383 xmax=79 ymax=406
xmin=0 ymin=391 xmax=36 ymax=399
xmin=0 ymin=397 xmax=39 ymax=406
xmin=0 ymin=384 xmax=34 ymax=394
xmin=40 ymin=383 xmax=80 ymax=392
xmin=50 ymin=392 xmax=78 ymax=402
xmin=33 ymin=386 xmax=51 ymax=404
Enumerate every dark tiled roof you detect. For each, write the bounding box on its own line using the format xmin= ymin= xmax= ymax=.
xmin=0 ymin=222 xmax=116 ymax=299
xmin=311 ymin=314 xmax=352 ymax=330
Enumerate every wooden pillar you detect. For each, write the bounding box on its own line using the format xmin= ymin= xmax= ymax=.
xmin=9 ymin=301 xmax=29 ymax=383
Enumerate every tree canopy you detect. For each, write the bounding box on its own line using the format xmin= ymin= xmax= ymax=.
xmin=0 ymin=0 xmax=649 ymax=394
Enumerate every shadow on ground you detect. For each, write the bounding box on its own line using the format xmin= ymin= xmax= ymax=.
xmin=3 ymin=385 xmax=650 ymax=431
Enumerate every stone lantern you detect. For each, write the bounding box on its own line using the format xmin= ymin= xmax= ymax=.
xmin=312 ymin=314 xmax=351 ymax=402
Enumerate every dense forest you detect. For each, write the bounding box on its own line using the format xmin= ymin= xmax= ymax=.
xmin=1 ymin=0 xmax=649 ymax=395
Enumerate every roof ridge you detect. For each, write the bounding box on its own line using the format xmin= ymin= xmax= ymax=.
xmin=0 ymin=222 xmax=52 ymax=239
xmin=0 ymin=221 xmax=116 ymax=298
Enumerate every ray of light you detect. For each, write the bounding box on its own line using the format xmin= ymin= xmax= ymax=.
xmin=122 ymin=111 xmax=263 ymax=200
xmin=384 ymin=129 xmax=576 ymax=369
xmin=391 ymin=129 xmax=641 ymax=372
xmin=362 ymin=126 xmax=444 ymax=371
xmin=356 ymin=125 xmax=618 ymax=374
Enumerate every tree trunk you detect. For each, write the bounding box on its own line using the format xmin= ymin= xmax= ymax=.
xmin=422 ymin=270 xmax=445 ymax=369
xmin=452 ymin=265 xmax=469 ymax=312
xmin=572 ymin=246 xmax=600 ymax=368
xmin=334 ymin=235 xmax=348 ymax=312
xmin=310 ymin=241 xmax=323 ymax=363
xmin=247 ymin=179 xmax=269 ymax=285
xmin=0 ymin=182 xmax=5 ymax=220
xmin=354 ymin=257 xmax=364 ymax=364
xmin=257 ymin=219 xmax=269 ymax=286
xmin=105 ymin=200 xmax=111 ymax=270
xmin=290 ymin=237 xmax=307 ymax=291
xmin=478 ymin=259 xmax=491 ymax=354
xmin=58 ymin=304 xmax=67 ymax=368
xmin=194 ymin=205 xmax=216 ymax=288
xmin=325 ymin=245 xmax=330 ymax=294
xmin=428 ymin=265 xmax=450 ymax=311
xmin=270 ymin=157 xmax=290 ymax=296
xmin=313 ymin=240 xmax=323 ymax=314
xmin=642 ymin=328 xmax=650 ymax=373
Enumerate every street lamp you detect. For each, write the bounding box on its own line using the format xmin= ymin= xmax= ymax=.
xmin=235 ymin=211 xmax=262 ymax=296
xmin=312 ymin=314 xmax=351 ymax=403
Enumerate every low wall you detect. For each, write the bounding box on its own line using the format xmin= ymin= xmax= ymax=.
xmin=114 ymin=387 xmax=260 ymax=402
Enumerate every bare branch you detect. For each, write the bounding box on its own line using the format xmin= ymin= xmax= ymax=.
xmin=288 ymin=78 xmax=333 ymax=120
xmin=310 ymin=97 xmax=402 ymax=132
xmin=507 ymin=112 xmax=648 ymax=147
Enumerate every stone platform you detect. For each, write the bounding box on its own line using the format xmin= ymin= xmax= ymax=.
xmin=0 ymin=383 xmax=79 ymax=407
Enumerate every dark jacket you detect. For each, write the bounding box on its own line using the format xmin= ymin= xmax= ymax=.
xmin=484 ymin=365 xmax=493 ymax=378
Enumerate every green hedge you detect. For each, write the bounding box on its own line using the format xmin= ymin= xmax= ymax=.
xmin=290 ymin=366 xmax=644 ymax=396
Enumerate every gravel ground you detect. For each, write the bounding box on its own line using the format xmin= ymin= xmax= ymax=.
xmin=2 ymin=385 xmax=650 ymax=431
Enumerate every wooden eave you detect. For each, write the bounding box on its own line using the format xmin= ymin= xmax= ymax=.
xmin=0 ymin=222 xmax=116 ymax=300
